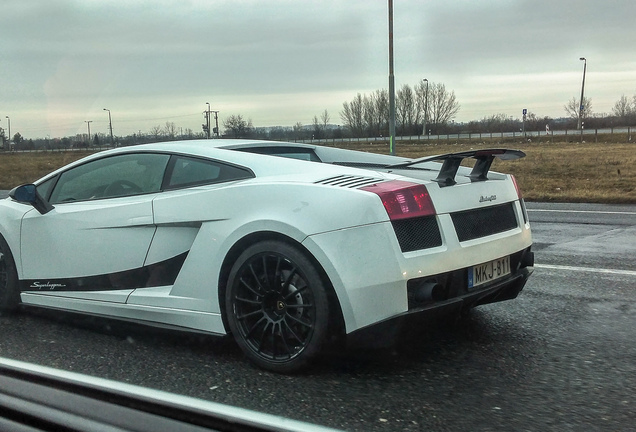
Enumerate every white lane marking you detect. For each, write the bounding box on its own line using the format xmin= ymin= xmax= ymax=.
xmin=536 ymin=263 xmax=636 ymax=276
xmin=527 ymin=209 xmax=636 ymax=215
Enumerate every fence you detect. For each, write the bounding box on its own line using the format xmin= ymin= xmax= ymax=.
xmin=298 ymin=126 xmax=634 ymax=146
xmin=1 ymin=126 xmax=634 ymax=153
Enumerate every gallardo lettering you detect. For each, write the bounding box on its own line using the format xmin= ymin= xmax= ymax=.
xmin=479 ymin=195 xmax=497 ymax=203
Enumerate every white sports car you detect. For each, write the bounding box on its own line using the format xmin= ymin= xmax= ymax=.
xmin=0 ymin=140 xmax=533 ymax=372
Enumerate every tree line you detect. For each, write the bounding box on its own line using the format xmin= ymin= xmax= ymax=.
xmin=218 ymin=86 xmax=636 ymax=139
xmin=3 ymin=88 xmax=636 ymax=151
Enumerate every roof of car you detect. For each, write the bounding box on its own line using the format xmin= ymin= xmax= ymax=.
xmin=37 ymin=140 xmax=393 ymax=185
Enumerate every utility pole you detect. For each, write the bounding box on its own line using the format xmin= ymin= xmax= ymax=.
xmin=577 ymin=57 xmax=587 ymax=130
xmin=422 ymin=78 xmax=429 ymax=138
xmin=103 ymin=108 xmax=114 ymax=147
xmin=212 ymin=110 xmax=220 ymax=137
xmin=85 ymin=120 xmax=92 ymax=145
xmin=5 ymin=116 xmax=10 ymax=144
xmin=205 ymin=102 xmax=211 ymax=139
xmin=388 ymin=0 xmax=396 ymax=155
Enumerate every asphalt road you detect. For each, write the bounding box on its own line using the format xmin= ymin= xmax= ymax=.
xmin=0 ymin=196 xmax=635 ymax=431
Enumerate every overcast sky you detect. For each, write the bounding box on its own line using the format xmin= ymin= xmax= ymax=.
xmin=1 ymin=0 xmax=635 ymax=138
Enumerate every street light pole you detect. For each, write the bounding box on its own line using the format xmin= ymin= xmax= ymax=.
xmin=205 ymin=102 xmax=211 ymax=139
xmin=103 ymin=108 xmax=114 ymax=147
xmin=85 ymin=120 xmax=92 ymax=145
xmin=577 ymin=57 xmax=587 ymax=130
xmin=422 ymin=79 xmax=429 ymax=138
xmin=388 ymin=0 xmax=396 ymax=155
xmin=5 ymin=116 xmax=10 ymax=144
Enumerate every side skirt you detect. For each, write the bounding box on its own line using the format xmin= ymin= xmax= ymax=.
xmin=19 ymin=292 xmax=227 ymax=335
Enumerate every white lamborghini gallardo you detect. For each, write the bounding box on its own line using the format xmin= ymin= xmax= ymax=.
xmin=0 ymin=140 xmax=533 ymax=372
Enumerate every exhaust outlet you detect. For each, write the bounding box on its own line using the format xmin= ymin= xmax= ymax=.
xmin=414 ymin=282 xmax=444 ymax=302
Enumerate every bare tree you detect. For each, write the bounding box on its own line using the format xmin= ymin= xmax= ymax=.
xmin=149 ymin=125 xmax=163 ymax=140
xmin=223 ymin=114 xmax=253 ymax=138
xmin=340 ymin=93 xmax=365 ymax=136
xmin=293 ymin=122 xmax=305 ymax=140
xmin=360 ymin=95 xmax=374 ymax=137
xmin=396 ymin=84 xmax=417 ymax=135
xmin=564 ymin=96 xmax=593 ymax=120
xmin=340 ymin=82 xmax=458 ymax=137
xmin=164 ymin=121 xmax=177 ymax=139
xmin=428 ymin=82 xmax=460 ymax=128
xmin=415 ymin=81 xmax=428 ymax=133
xmin=310 ymin=110 xmax=331 ymax=139
xmin=320 ymin=109 xmax=330 ymax=130
xmin=372 ymin=89 xmax=389 ymax=136
xmin=312 ymin=115 xmax=322 ymax=139
xmin=612 ymin=95 xmax=633 ymax=118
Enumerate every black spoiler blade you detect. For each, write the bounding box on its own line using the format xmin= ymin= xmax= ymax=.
xmin=387 ymin=148 xmax=525 ymax=186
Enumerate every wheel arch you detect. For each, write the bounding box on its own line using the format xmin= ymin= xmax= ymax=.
xmin=217 ymin=231 xmax=345 ymax=338
xmin=0 ymin=229 xmax=21 ymax=311
xmin=0 ymin=202 xmax=31 ymax=279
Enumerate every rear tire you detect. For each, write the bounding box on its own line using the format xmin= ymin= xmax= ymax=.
xmin=0 ymin=235 xmax=20 ymax=313
xmin=225 ymin=240 xmax=329 ymax=373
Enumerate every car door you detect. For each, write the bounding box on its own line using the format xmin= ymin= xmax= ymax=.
xmin=19 ymin=152 xmax=170 ymax=303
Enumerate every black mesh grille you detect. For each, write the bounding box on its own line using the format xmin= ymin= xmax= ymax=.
xmin=391 ymin=216 xmax=442 ymax=252
xmin=451 ymin=202 xmax=518 ymax=242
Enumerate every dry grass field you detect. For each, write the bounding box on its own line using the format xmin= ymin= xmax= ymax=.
xmin=1 ymin=138 xmax=634 ymax=203
xmin=0 ymin=151 xmax=93 ymax=190
xmin=368 ymin=139 xmax=636 ymax=203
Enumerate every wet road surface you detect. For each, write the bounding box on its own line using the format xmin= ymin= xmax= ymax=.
xmin=0 ymin=197 xmax=635 ymax=431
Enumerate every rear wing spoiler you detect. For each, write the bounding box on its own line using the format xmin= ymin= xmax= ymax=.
xmin=387 ymin=149 xmax=525 ymax=186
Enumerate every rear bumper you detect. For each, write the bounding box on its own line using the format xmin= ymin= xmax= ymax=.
xmin=346 ymin=250 xmax=534 ymax=349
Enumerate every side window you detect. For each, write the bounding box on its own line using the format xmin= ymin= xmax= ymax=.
xmin=238 ymin=146 xmax=321 ymax=162
xmin=49 ymin=153 xmax=170 ymax=204
xmin=166 ymin=156 xmax=252 ymax=189
xmin=36 ymin=176 xmax=57 ymax=200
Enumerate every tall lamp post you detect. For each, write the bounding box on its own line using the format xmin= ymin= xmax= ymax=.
xmin=84 ymin=120 xmax=92 ymax=145
xmin=577 ymin=57 xmax=586 ymax=130
xmin=103 ymin=108 xmax=114 ymax=147
xmin=5 ymin=116 xmax=10 ymax=144
xmin=422 ymin=79 xmax=429 ymax=138
xmin=388 ymin=0 xmax=396 ymax=155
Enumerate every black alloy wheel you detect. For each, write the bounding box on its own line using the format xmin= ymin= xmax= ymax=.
xmin=226 ymin=241 xmax=329 ymax=373
xmin=0 ymin=235 xmax=20 ymax=312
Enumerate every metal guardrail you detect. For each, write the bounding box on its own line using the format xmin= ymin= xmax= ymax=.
xmin=298 ymin=126 xmax=634 ymax=145
xmin=1 ymin=127 xmax=633 ymax=153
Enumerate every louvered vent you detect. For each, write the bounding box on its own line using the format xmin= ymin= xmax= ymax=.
xmin=315 ymin=175 xmax=384 ymax=188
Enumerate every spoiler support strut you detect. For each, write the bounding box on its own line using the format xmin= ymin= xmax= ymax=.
xmin=387 ymin=149 xmax=525 ymax=187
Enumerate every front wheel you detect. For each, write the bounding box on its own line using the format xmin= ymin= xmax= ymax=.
xmin=225 ymin=241 xmax=330 ymax=373
xmin=0 ymin=235 xmax=20 ymax=313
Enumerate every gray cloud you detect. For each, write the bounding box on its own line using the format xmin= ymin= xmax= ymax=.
xmin=1 ymin=0 xmax=634 ymax=137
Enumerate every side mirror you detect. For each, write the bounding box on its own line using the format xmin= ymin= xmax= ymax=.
xmin=9 ymin=184 xmax=54 ymax=215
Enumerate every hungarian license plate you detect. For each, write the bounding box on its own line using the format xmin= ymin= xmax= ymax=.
xmin=468 ymin=255 xmax=511 ymax=289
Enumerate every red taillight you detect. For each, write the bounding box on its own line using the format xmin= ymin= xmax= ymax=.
xmin=361 ymin=180 xmax=436 ymax=220
xmin=511 ymin=175 xmax=523 ymax=198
